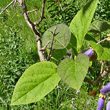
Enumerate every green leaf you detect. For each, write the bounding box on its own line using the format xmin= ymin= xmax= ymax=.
xmin=85 ymin=35 xmax=104 ymax=59
xmin=85 ymin=35 xmax=110 ymax=61
xmin=89 ymin=20 xmax=110 ymax=33
xmin=98 ymin=47 xmax=110 ymax=61
xmin=51 ymin=49 xmax=67 ymax=61
xmin=57 ymin=54 xmax=89 ymax=90
xmin=42 ymin=24 xmax=71 ymax=49
xmin=70 ymin=0 xmax=98 ymax=51
xmin=11 ymin=62 xmax=60 ymax=105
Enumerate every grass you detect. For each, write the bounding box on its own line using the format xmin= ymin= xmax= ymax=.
xmin=0 ymin=82 xmax=98 ymax=110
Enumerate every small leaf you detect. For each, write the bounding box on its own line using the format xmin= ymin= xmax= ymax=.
xmin=57 ymin=54 xmax=89 ymax=90
xmin=98 ymin=47 xmax=110 ymax=61
xmin=85 ymin=35 xmax=110 ymax=61
xmin=70 ymin=0 xmax=98 ymax=51
xmin=42 ymin=24 xmax=71 ymax=49
xmin=89 ymin=20 xmax=110 ymax=33
xmin=85 ymin=35 xmax=104 ymax=59
xmin=11 ymin=62 xmax=60 ymax=105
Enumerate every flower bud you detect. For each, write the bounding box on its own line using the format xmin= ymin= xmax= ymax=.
xmin=100 ymin=83 xmax=110 ymax=95
xmin=83 ymin=48 xmax=94 ymax=57
xmin=90 ymin=55 xmax=97 ymax=61
xmin=88 ymin=89 xmax=97 ymax=98
xmin=106 ymin=100 xmax=110 ymax=110
xmin=97 ymin=98 xmax=105 ymax=110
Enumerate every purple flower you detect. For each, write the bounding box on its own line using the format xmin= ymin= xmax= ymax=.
xmin=87 ymin=98 xmax=91 ymax=105
xmin=100 ymin=83 xmax=110 ymax=95
xmin=106 ymin=100 xmax=110 ymax=110
xmin=71 ymin=105 xmax=75 ymax=109
xmin=76 ymin=90 xmax=80 ymax=95
xmin=83 ymin=48 xmax=94 ymax=57
xmin=97 ymin=98 xmax=105 ymax=110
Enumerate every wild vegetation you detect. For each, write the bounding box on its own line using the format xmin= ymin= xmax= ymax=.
xmin=0 ymin=0 xmax=110 ymax=110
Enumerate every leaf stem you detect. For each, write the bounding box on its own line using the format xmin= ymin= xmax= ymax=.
xmin=96 ymin=38 xmax=107 ymax=44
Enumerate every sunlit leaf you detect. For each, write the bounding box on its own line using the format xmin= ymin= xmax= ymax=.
xmin=89 ymin=20 xmax=110 ymax=33
xmin=11 ymin=62 xmax=60 ymax=105
xmin=70 ymin=0 xmax=98 ymax=51
xmin=57 ymin=54 xmax=89 ymax=90
xmin=42 ymin=24 xmax=71 ymax=49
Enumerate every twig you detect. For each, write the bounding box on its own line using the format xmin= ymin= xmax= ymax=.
xmin=96 ymin=38 xmax=107 ymax=44
xmin=34 ymin=0 xmax=46 ymax=25
xmin=107 ymin=34 xmax=110 ymax=41
xmin=84 ymin=77 xmax=95 ymax=85
xmin=84 ymin=62 xmax=110 ymax=85
xmin=55 ymin=0 xmax=63 ymax=11
xmin=0 ymin=0 xmax=15 ymax=15
xmin=99 ymin=61 xmax=105 ymax=74
xmin=96 ymin=34 xmax=110 ymax=44
xmin=95 ymin=65 xmax=110 ymax=84
xmin=59 ymin=0 xmax=63 ymax=11
xmin=107 ymin=34 xmax=110 ymax=37
xmin=47 ymin=27 xmax=58 ymax=61
xmin=22 ymin=1 xmax=45 ymax=61
xmin=40 ymin=41 xmax=51 ymax=51
xmin=27 ymin=8 xmax=39 ymax=14
xmin=13 ymin=0 xmax=17 ymax=8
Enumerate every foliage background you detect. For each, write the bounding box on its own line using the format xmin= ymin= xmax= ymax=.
xmin=0 ymin=0 xmax=110 ymax=109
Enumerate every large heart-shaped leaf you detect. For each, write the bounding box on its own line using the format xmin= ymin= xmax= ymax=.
xmin=51 ymin=49 xmax=67 ymax=61
xmin=70 ymin=0 xmax=98 ymax=51
xmin=57 ymin=54 xmax=89 ymax=90
xmin=42 ymin=24 xmax=71 ymax=49
xmin=11 ymin=62 xmax=61 ymax=105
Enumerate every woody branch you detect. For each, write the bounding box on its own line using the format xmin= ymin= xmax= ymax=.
xmin=47 ymin=27 xmax=58 ymax=61
xmin=0 ymin=0 xmax=47 ymax=61
xmin=84 ymin=61 xmax=110 ymax=86
xmin=22 ymin=0 xmax=47 ymax=61
xmin=34 ymin=0 xmax=46 ymax=25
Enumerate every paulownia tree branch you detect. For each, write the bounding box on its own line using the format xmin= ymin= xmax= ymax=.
xmin=99 ymin=61 xmax=105 ymax=74
xmin=84 ymin=77 xmax=95 ymax=85
xmin=40 ymin=41 xmax=51 ymax=51
xmin=47 ymin=27 xmax=58 ymax=61
xmin=0 ymin=0 xmax=46 ymax=61
xmin=34 ymin=0 xmax=46 ymax=25
xmin=27 ymin=8 xmax=39 ymax=14
xmin=84 ymin=62 xmax=110 ymax=85
xmin=22 ymin=1 xmax=45 ymax=61
xmin=95 ymin=65 xmax=110 ymax=84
